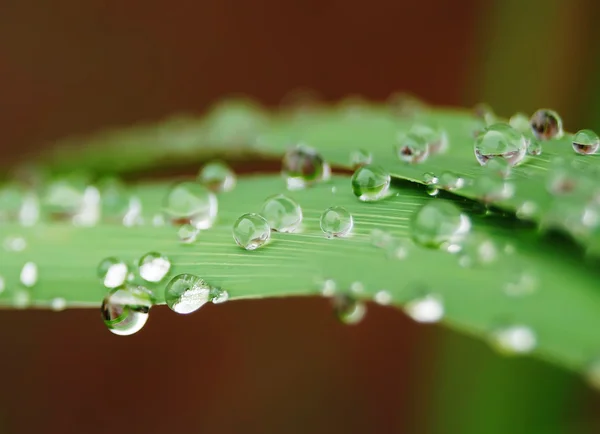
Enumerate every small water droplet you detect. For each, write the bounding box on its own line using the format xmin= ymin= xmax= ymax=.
xmin=211 ymin=288 xmax=229 ymax=304
xmin=122 ymin=196 xmax=143 ymax=227
xmin=426 ymin=186 xmax=439 ymax=196
xmin=51 ymin=297 xmax=67 ymax=311
xmin=178 ymin=223 xmax=199 ymax=243
xmin=42 ymin=175 xmax=88 ymax=221
xmin=349 ymin=149 xmax=373 ymax=168
xmin=396 ymin=133 xmax=429 ymax=164
xmin=526 ymin=138 xmax=543 ymax=156
xmin=423 ymin=172 xmax=438 ymax=185
xmin=351 ymin=165 xmax=391 ymax=202
xmin=320 ymin=279 xmax=337 ymax=296
xmin=572 ymin=129 xmax=600 ymax=155
xmin=97 ymin=178 xmax=131 ymax=221
xmin=282 ymin=144 xmax=330 ymax=190
xmin=409 ymin=124 xmax=449 ymax=154
xmin=530 ymin=109 xmax=563 ymax=140
xmin=13 ymin=287 xmax=31 ymax=308
xmin=473 ymin=176 xmax=515 ymax=203
xmin=97 ymin=257 xmax=129 ymax=289
xmin=332 ymin=294 xmax=366 ymax=325
xmin=152 ymin=213 xmax=166 ymax=227
xmin=198 ymin=161 xmax=237 ymax=192
xmin=72 ymin=186 xmax=101 ymax=227
xmin=410 ymin=201 xmax=471 ymax=249
xmin=233 ymin=213 xmax=271 ymax=250
xmin=320 ymin=206 xmax=353 ymax=238
xmin=4 ymin=236 xmax=27 ymax=252
xmin=164 ymin=274 xmax=212 ymax=314
xmin=18 ymin=192 xmax=39 ymax=226
xmin=473 ymin=103 xmax=496 ymax=125
xmin=491 ymin=325 xmax=537 ymax=354
xmin=458 ymin=235 xmax=497 ymax=267
xmin=516 ymin=201 xmax=538 ymax=219
xmin=509 ymin=112 xmax=530 ymax=133
xmin=20 ymin=262 xmax=38 ymax=288
xmin=374 ymin=290 xmax=392 ymax=305
xmin=438 ymin=171 xmax=465 ymax=190
xmin=260 ymin=194 xmax=303 ymax=233
xmin=350 ymin=281 xmax=364 ymax=294
xmin=101 ymin=284 xmax=153 ymax=336
xmin=138 ymin=252 xmax=171 ymax=283
xmin=163 ymin=181 xmax=218 ymax=229
xmin=404 ymin=294 xmax=444 ymax=323
xmin=474 ymin=124 xmax=527 ymax=166
xmin=504 ymin=272 xmax=537 ymax=297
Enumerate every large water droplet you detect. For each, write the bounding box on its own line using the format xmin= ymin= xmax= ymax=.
xmin=509 ymin=112 xmax=530 ymax=133
xmin=572 ymin=129 xmax=600 ymax=155
xmin=404 ymin=294 xmax=444 ymax=323
xmin=282 ymin=144 xmax=330 ymax=190
xmin=491 ymin=325 xmax=537 ymax=354
xmin=101 ymin=284 xmax=153 ymax=336
xmin=474 ymin=124 xmax=527 ymax=166
xmin=332 ymin=294 xmax=366 ymax=325
xmin=260 ymin=194 xmax=302 ymax=233
xmin=164 ymin=274 xmax=213 ymax=314
xmin=97 ymin=257 xmax=129 ymax=289
xmin=438 ymin=171 xmax=465 ymax=190
xmin=138 ymin=252 xmax=171 ymax=283
xmin=320 ymin=206 xmax=353 ymax=238
xmin=531 ymin=109 xmax=563 ymax=140
xmin=396 ymin=133 xmax=429 ymax=164
xmin=198 ymin=161 xmax=237 ymax=192
xmin=20 ymin=262 xmax=38 ymax=288
xmin=349 ymin=149 xmax=373 ymax=168
xmin=233 ymin=213 xmax=271 ymax=250
xmin=351 ymin=165 xmax=391 ymax=202
xmin=163 ymin=181 xmax=218 ymax=229
xmin=410 ymin=201 xmax=471 ymax=249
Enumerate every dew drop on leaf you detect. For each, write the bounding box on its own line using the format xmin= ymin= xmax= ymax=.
xmin=164 ymin=274 xmax=212 ymax=314
xmin=473 ymin=176 xmax=515 ymax=203
xmin=474 ymin=124 xmax=527 ymax=166
xmin=320 ymin=206 xmax=353 ymax=238
xmin=374 ymin=290 xmax=392 ymax=306
xmin=491 ymin=325 xmax=537 ymax=355
xmin=410 ymin=201 xmax=471 ymax=250
xmin=163 ymin=181 xmax=218 ymax=230
xmin=409 ymin=124 xmax=448 ymax=155
xmin=101 ymin=284 xmax=153 ymax=336
xmin=404 ymin=294 xmax=444 ymax=323
xmin=20 ymin=261 xmax=38 ymax=288
xmin=281 ymin=144 xmax=330 ymax=190
xmin=178 ymin=223 xmax=199 ymax=244
xmin=530 ymin=109 xmax=563 ymax=140
xmin=572 ymin=129 xmax=600 ymax=155
xmin=423 ymin=172 xmax=438 ymax=185
xmin=396 ymin=133 xmax=429 ymax=164
xmin=351 ymin=165 xmax=391 ymax=202
xmin=198 ymin=161 xmax=237 ymax=192
xmin=526 ymin=138 xmax=543 ymax=156
xmin=332 ymin=293 xmax=366 ymax=325
xmin=260 ymin=194 xmax=303 ymax=233
xmin=438 ymin=171 xmax=465 ymax=190
xmin=349 ymin=149 xmax=373 ymax=168
xmin=508 ymin=112 xmax=530 ymax=133
xmin=97 ymin=257 xmax=129 ymax=289
xmin=232 ymin=213 xmax=271 ymax=250
xmin=138 ymin=252 xmax=171 ymax=283
xmin=51 ymin=297 xmax=67 ymax=311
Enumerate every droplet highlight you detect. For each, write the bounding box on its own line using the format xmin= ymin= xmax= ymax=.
xmin=404 ymin=294 xmax=444 ymax=323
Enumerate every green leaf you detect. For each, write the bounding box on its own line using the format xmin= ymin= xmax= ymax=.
xmin=1 ymin=174 xmax=600 ymax=375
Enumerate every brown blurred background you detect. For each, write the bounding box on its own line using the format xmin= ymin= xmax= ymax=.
xmin=1 ymin=1 xmax=600 ymax=433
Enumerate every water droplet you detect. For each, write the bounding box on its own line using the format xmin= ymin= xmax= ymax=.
xmin=178 ymin=223 xmax=199 ymax=243
xmin=97 ymin=178 xmax=130 ymax=220
xmin=320 ymin=206 xmax=353 ymax=238
xmin=282 ymin=144 xmax=330 ymax=190
xmin=351 ymin=165 xmax=391 ymax=202
xmin=504 ymin=272 xmax=538 ymax=297
xmin=163 ymin=181 xmax=218 ymax=229
xmin=526 ymin=138 xmax=543 ymax=156
xmin=51 ymin=297 xmax=67 ymax=311
xmin=13 ymin=288 xmax=31 ymax=308
xmin=572 ymin=129 xmax=600 ymax=155
xmin=530 ymin=109 xmax=563 ymax=140
xmin=350 ymin=281 xmax=365 ymax=294
xmin=473 ymin=176 xmax=515 ymax=203
xmin=509 ymin=112 xmax=530 ymax=133
xmin=332 ymin=294 xmax=366 ymax=325
xmin=438 ymin=171 xmax=465 ymax=190
xmin=409 ymin=124 xmax=448 ymax=154
xmin=458 ymin=235 xmax=497 ymax=267
xmin=423 ymin=172 xmax=438 ymax=185
xmin=20 ymin=262 xmax=38 ymax=288
xmin=164 ymin=274 xmax=212 ymax=314
xmin=4 ymin=236 xmax=26 ymax=252
xmin=396 ymin=133 xmax=429 ymax=164
xmin=426 ymin=186 xmax=439 ymax=196
xmin=101 ymin=284 xmax=153 ymax=336
xmin=0 ymin=275 xmax=5 ymax=294
xmin=18 ymin=192 xmax=39 ymax=226
xmin=233 ymin=213 xmax=271 ymax=250
xmin=152 ymin=213 xmax=166 ymax=227
xmin=97 ymin=257 xmax=129 ymax=289
xmin=516 ymin=201 xmax=538 ymax=219
xmin=349 ymin=149 xmax=373 ymax=168
xmin=211 ymin=288 xmax=229 ymax=304
xmin=42 ymin=175 xmax=88 ymax=220
xmin=485 ymin=158 xmax=512 ymax=179
xmin=404 ymin=294 xmax=444 ymax=323
xmin=260 ymin=194 xmax=302 ymax=233
xmin=320 ymin=279 xmax=337 ymax=296
xmin=473 ymin=103 xmax=496 ymax=125
xmin=122 ymin=196 xmax=143 ymax=227
xmin=374 ymin=290 xmax=392 ymax=305
xmin=474 ymin=124 xmax=527 ymax=166
xmin=491 ymin=325 xmax=537 ymax=354
xmin=138 ymin=252 xmax=171 ymax=283
xmin=410 ymin=201 xmax=471 ymax=249
xmin=198 ymin=161 xmax=237 ymax=192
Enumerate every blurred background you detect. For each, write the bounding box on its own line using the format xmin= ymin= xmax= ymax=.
xmin=1 ymin=0 xmax=600 ymax=433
